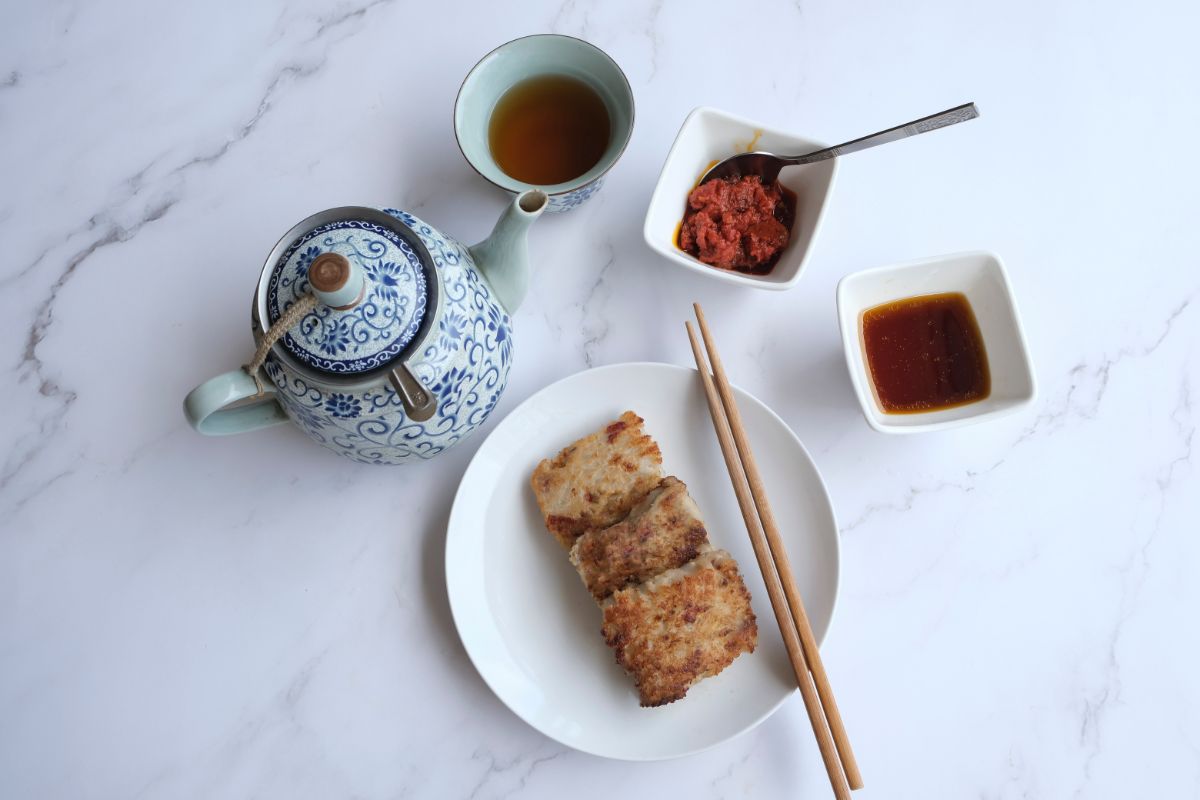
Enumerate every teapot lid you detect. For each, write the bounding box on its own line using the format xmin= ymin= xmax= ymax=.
xmin=263 ymin=210 xmax=432 ymax=377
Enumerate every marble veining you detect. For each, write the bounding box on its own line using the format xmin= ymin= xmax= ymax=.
xmin=2 ymin=0 xmax=1199 ymax=797
xmin=579 ymin=240 xmax=615 ymax=368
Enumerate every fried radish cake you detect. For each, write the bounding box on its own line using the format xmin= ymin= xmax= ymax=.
xmin=570 ymin=476 xmax=710 ymax=601
xmin=530 ymin=411 xmax=664 ymax=549
xmin=600 ymin=549 xmax=757 ymax=707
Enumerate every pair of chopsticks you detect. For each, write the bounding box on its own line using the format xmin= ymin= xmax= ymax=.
xmin=687 ymin=304 xmax=862 ymax=799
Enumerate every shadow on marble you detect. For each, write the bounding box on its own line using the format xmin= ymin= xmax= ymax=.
xmin=415 ymin=461 xmax=564 ymax=746
xmin=416 ymin=467 xmax=493 ymax=694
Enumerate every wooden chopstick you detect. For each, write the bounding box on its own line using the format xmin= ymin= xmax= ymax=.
xmin=693 ymin=304 xmax=864 ymax=791
xmin=686 ymin=310 xmax=860 ymax=799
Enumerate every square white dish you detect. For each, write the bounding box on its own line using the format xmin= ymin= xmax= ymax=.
xmin=836 ymin=251 xmax=1037 ymax=433
xmin=643 ymin=106 xmax=838 ymax=290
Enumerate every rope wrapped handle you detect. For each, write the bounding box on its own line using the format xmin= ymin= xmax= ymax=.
xmin=185 ymin=252 xmax=362 ymax=437
xmin=243 ymin=293 xmax=319 ymax=395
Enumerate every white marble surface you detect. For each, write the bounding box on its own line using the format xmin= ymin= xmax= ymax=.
xmin=2 ymin=0 xmax=1198 ymax=796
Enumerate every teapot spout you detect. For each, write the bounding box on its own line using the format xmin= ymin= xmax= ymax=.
xmin=469 ymin=190 xmax=547 ymax=313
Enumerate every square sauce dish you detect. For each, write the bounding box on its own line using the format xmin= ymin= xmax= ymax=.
xmin=643 ymin=106 xmax=837 ymax=291
xmin=836 ymin=251 xmax=1037 ymax=433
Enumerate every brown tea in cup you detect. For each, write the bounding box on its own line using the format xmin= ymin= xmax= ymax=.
xmin=488 ymin=74 xmax=611 ymax=185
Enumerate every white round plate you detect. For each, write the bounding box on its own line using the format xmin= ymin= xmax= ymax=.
xmin=445 ymin=363 xmax=840 ymax=760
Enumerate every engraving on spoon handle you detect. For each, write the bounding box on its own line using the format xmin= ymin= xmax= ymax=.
xmin=905 ymin=103 xmax=980 ymax=134
xmin=789 ymin=102 xmax=979 ymax=165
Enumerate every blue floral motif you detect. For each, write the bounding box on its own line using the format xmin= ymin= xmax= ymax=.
xmin=324 ymin=393 xmax=361 ymax=419
xmin=431 ymin=365 xmax=470 ymax=403
xmin=438 ymin=308 xmax=469 ymax=350
xmin=314 ymin=319 xmax=352 ymax=355
xmin=364 ymin=260 xmax=405 ymax=302
xmin=547 ymin=178 xmax=603 ymax=213
xmin=479 ymin=385 xmax=503 ymax=420
xmin=260 ymin=209 xmax=513 ymax=465
xmin=486 ymin=303 xmax=512 ymax=367
xmin=262 ymin=360 xmax=327 ymax=437
xmin=295 ymin=245 xmax=320 ymax=276
xmin=289 ymin=399 xmax=327 ymax=433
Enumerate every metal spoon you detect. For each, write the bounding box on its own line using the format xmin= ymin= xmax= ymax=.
xmin=700 ymin=102 xmax=979 ymax=185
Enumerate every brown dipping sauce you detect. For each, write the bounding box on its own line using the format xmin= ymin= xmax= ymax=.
xmin=488 ymin=74 xmax=611 ymax=186
xmin=862 ymin=292 xmax=990 ymax=413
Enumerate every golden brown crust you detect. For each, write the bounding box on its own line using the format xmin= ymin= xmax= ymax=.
xmin=530 ymin=411 xmax=664 ymax=548
xmin=600 ymin=550 xmax=758 ymax=707
xmin=570 ymin=477 xmax=710 ymax=600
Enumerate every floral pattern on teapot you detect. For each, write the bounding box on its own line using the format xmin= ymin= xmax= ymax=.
xmin=267 ymin=220 xmax=428 ymax=374
xmin=263 ymin=210 xmax=512 ymax=464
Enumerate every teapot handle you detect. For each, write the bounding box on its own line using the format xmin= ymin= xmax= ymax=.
xmin=183 ymin=368 xmax=289 ymax=436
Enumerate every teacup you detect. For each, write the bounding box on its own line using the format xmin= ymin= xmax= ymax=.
xmin=455 ymin=34 xmax=635 ymax=213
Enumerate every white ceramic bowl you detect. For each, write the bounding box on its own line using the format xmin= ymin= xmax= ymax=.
xmin=643 ymin=106 xmax=837 ymax=290
xmin=836 ymin=251 xmax=1037 ymax=433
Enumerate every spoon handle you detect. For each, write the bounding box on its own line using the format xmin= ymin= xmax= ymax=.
xmin=786 ymin=102 xmax=979 ymax=166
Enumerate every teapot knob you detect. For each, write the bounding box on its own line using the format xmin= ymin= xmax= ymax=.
xmin=308 ymin=252 xmax=365 ymax=310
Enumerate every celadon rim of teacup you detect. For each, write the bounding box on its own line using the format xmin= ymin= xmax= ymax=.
xmin=453 ymin=33 xmax=635 ymax=197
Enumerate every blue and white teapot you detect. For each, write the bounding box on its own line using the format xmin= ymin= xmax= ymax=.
xmin=184 ymin=190 xmax=547 ymax=464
